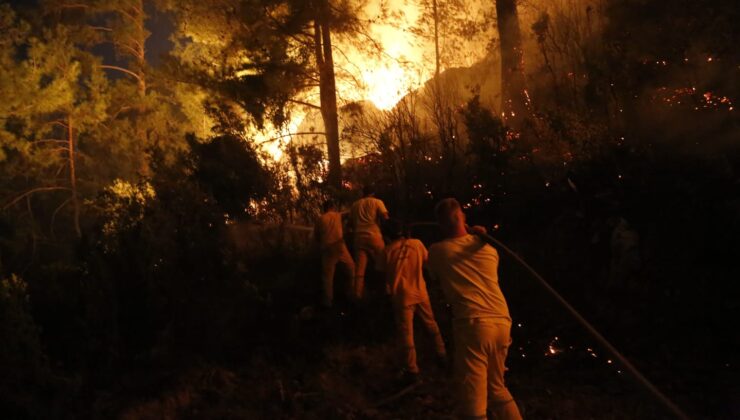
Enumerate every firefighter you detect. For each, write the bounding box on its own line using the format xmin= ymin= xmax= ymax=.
xmin=314 ymin=199 xmax=355 ymax=308
xmin=349 ymin=185 xmax=389 ymax=299
xmin=379 ymin=219 xmax=446 ymax=383
xmin=428 ymin=198 xmax=522 ymax=420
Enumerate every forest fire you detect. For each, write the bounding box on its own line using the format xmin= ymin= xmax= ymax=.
xmin=1 ymin=0 xmax=738 ymax=419
xmin=362 ymin=63 xmax=416 ymax=110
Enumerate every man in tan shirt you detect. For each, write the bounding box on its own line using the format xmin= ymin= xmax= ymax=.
xmin=350 ymin=185 xmax=389 ymax=299
xmin=428 ymin=198 xmax=522 ymax=420
xmin=379 ymin=219 xmax=446 ymax=380
xmin=314 ymin=200 xmax=355 ymax=308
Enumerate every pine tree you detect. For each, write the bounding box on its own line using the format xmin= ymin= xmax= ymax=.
xmin=43 ymin=0 xmax=201 ymax=178
xmin=165 ymin=0 xmax=365 ymax=190
xmin=1 ymin=7 xmax=109 ymax=237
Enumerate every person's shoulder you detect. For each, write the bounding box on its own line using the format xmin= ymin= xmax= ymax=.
xmin=477 ymin=239 xmax=499 ymax=258
xmin=466 ymin=234 xmax=491 ymax=248
xmin=409 ymin=238 xmax=425 ymax=248
xmin=369 ymin=196 xmax=386 ymax=206
xmin=350 ymin=200 xmax=361 ymax=212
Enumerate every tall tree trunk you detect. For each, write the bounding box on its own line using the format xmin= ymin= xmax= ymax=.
xmin=496 ymin=0 xmax=528 ymax=125
xmin=67 ymin=114 xmax=81 ymax=237
xmin=430 ymin=0 xmax=456 ymax=186
xmin=313 ymin=2 xmax=342 ymax=190
xmin=134 ymin=0 xmax=146 ymax=98
xmin=431 ymin=0 xmax=444 ymax=143
xmin=133 ymin=0 xmax=149 ymax=176
xmin=432 ymin=0 xmax=440 ymax=80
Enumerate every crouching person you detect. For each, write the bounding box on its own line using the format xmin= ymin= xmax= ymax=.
xmin=380 ymin=219 xmax=446 ymax=383
xmin=428 ymin=198 xmax=522 ymax=420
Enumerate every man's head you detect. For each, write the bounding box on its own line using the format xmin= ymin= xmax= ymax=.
xmin=434 ymin=198 xmax=466 ymax=238
xmin=362 ymin=185 xmax=375 ymax=197
xmin=322 ymin=199 xmax=335 ymax=213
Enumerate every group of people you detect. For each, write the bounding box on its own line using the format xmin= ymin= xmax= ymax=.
xmin=314 ymin=186 xmax=522 ymax=420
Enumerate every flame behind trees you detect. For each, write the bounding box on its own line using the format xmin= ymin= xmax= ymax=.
xmin=409 ymin=0 xmax=491 ymax=187
xmin=165 ymin=0 xmax=367 ymax=190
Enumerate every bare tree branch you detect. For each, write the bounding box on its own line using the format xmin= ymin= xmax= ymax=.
xmin=50 ymin=197 xmax=73 ymax=239
xmin=32 ymin=139 xmax=69 ymax=145
xmin=3 ymin=187 xmax=71 ymax=210
xmin=288 ymin=99 xmax=321 ymax=109
xmin=100 ymin=64 xmax=143 ymax=81
xmin=259 ymin=131 xmax=327 ymax=144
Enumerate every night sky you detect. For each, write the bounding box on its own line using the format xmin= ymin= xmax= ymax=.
xmin=4 ymin=0 xmax=173 ymax=66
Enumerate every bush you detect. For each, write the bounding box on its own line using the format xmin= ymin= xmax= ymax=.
xmin=0 ymin=274 xmax=50 ymax=417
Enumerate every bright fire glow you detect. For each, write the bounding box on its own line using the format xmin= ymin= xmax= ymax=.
xmin=363 ymin=64 xmax=416 ymax=110
xmin=342 ymin=0 xmax=426 ymax=110
xmin=253 ymin=111 xmax=304 ymax=161
xmin=253 ymin=0 xmax=493 ymax=161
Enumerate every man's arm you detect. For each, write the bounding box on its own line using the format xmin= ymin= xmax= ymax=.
xmin=466 ymin=224 xmax=487 ymax=235
xmin=419 ymin=240 xmax=429 ymax=264
xmin=377 ymin=199 xmax=389 ymax=222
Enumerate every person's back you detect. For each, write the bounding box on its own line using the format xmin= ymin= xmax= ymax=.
xmin=314 ymin=202 xmax=354 ymax=308
xmin=351 ymin=196 xmax=387 ymax=236
xmin=428 ymin=234 xmax=510 ymax=322
xmin=350 ymin=186 xmax=389 ymax=299
xmin=384 ymin=238 xmax=429 ymax=306
xmin=380 ymin=223 xmax=445 ymax=379
xmin=428 ymin=198 xmax=521 ymax=420
xmin=316 ymin=209 xmax=344 ymax=249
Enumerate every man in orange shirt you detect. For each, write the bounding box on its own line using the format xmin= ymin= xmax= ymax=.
xmin=379 ymin=219 xmax=446 ymax=381
xmin=428 ymin=198 xmax=522 ymax=420
xmin=350 ymin=185 xmax=389 ymax=299
xmin=314 ymin=200 xmax=355 ymax=308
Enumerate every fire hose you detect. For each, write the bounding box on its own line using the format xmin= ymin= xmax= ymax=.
xmin=408 ymin=221 xmax=690 ymax=420
xmin=278 ymin=220 xmax=691 ymax=419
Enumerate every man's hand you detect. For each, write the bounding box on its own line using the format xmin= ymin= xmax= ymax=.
xmin=466 ymin=225 xmax=487 ymax=235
